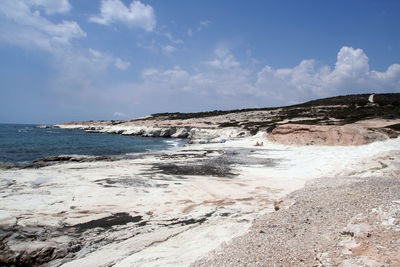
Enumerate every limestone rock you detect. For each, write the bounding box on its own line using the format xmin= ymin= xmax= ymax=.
xmin=268 ymin=124 xmax=388 ymax=146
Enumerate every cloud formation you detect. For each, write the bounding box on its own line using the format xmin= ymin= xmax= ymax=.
xmin=31 ymin=0 xmax=71 ymax=14
xmin=197 ymin=20 xmax=211 ymax=31
xmin=0 ymin=0 xmax=132 ymax=96
xmin=162 ymin=45 xmax=176 ymax=55
xmin=115 ymin=58 xmax=131 ymax=70
xmin=0 ymin=0 xmax=85 ymax=51
xmin=113 ymin=111 xmax=128 ymax=118
xmin=207 ymin=48 xmax=240 ymax=69
xmin=165 ymin=32 xmax=183 ymax=44
xmin=138 ymin=46 xmax=400 ymax=108
xmin=0 ymin=2 xmax=398 ymax=116
xmin=89 ymin=0 xmax=156 ymax=31
xmin=142 ymin=67 xmax=190 ymax=91
xmin=141 ymin=49 xmax=253 ymax=97
xmin=256 ymin=46 xmax=400 ymax=103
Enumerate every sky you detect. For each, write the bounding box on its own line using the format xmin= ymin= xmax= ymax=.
xmin=0 ymin=0 xmax=399 ymax=124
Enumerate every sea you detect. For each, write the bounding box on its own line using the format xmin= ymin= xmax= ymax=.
xmin=0 ymin=123 xmax=186 ymax=164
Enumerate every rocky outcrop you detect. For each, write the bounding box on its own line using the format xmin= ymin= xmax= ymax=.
xmin=0 ymin=155 xmax=120 ymax=170
xmin=267 ymin=124 xmax=389 ymax=146
xmin=57 ymin=123 xmax=249 ymax=142
xmin=58 ymin=124 xmax=192 ymax=138
xmin=2 ymin=120 xmax=400 ymax=265
xmin=57 ymin=93 xmax=400 ymax=145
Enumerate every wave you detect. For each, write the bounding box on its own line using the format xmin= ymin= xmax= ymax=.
xmin=45 ymin=130 xmax=59 ymax=134
xmin=17 ymin=126 xmax=33 ymax=133
xmin=1 ymin=124 xmax=185 ymax=164
xmin=163 ymin=139 xmax=183 ymax=147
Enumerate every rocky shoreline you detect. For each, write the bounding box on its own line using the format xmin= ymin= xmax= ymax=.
xmin=1 ymin=136 xmax=399 ymax=266
xmin=55 ymin=93 xmax=400 ymax=145
xmin=0 ymin=141 xmax=283 ymax=266
xmin=1 ymin=93 xmax=400 ymax=266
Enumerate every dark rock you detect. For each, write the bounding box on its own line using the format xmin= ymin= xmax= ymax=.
xmin=67 ymin=212 xmax=143 ymax=233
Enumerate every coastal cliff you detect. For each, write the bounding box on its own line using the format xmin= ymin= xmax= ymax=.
xmin=57 ymin=93 xmax=400 ymax=145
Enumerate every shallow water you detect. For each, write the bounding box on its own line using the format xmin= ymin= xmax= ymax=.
xmin=0 ymin=124 xmax=185 ymax=163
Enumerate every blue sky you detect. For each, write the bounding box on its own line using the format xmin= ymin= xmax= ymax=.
xmin=1 ymin=0 xmax=399 ymax=124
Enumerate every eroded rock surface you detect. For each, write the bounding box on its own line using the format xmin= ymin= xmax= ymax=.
xmin=2 ymin=93 xmax=399 ymax=266
xmin=56 ymin=93 xmax=400 ymax=145
xmin=268 ymin=123 xmax=391 ymax=145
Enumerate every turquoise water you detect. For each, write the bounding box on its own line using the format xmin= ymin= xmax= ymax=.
xmin=0 ymin=124 xmax=185 ymax=164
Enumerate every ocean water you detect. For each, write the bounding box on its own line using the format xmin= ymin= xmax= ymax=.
xmin=0 ymin=124 xmax=185 ymax=164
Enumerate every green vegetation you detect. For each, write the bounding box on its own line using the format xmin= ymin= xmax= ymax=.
xmin=149 ymin=93 xmax=400 ymax=122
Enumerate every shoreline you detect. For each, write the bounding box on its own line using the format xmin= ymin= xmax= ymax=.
xmin=1 ymin=134 xmax=399 ymax=266
xmin=55 ymin=93 xmax=400 ymax=145
xmin=0 ymin=124 xmax=188 ymax=170
xmin=1 ymin=94 xmax=400 ymax=265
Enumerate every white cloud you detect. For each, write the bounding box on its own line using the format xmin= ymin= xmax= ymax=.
xmin=200 ymin=20 xmax=211 ymax=26
xmin=197 ymin=20 xmax=211 ymax=31
xmin=255 ymin=46 xmax=400 ymax=103
xmin=115 ymin=58 xmax=131 ymax=70
xmin=162 ymin=45 xmax=176 ymax=55
xmin=165 ymin=32 xmax=183 ymax=44
xmin=137 ymin=46 xmax=400 ymax=109
xmin=207 ymin=48 xmax=240 ymax=69
xmin=0 ymin=0 xmax=85 ymax=51
xmin=142 ymin=59 xmax=252 ymax=96
xmin=187 ymin=28 xmax=193 ymax=37
xmin=43 ymin=45 xmax=400 ymax=113
xmin=89 ymin=0 xmax=156 ymax=31
xmin=31 ymin=0 xmax=71 ymax=14
xmin=55 ymin=49 xmax=131 ymax=89
xmin=113 ymin=111 xmax=128 ymax=117
xmin=142 ymin=66 xmax=190 ymax=90
xmin=87 ymin=48 xmax=116 ymax=69
xmin=137 ymin=39 xmax=156 ymax=51
xmin=0 ymin=0 xmax=130 ymax=97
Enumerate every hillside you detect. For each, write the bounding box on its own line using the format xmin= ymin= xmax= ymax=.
xmin=58 ymin=93 xmax=400 ymax=145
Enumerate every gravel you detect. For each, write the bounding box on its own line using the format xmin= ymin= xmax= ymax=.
xmin=192 ymin=176 xmax=400 ymax=266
